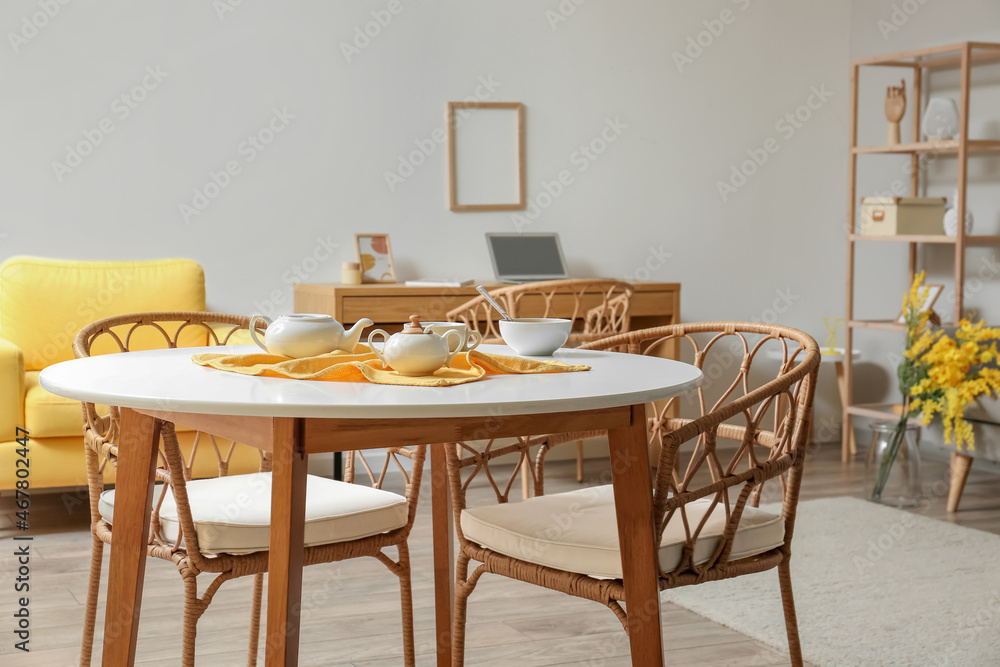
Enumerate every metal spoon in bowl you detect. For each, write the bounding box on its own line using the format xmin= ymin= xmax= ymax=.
xmin=476 ymin=285 xmax=513 ymax=321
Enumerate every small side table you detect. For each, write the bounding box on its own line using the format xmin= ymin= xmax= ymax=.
xmin=768 ymin=347 xmax=861 ymax=454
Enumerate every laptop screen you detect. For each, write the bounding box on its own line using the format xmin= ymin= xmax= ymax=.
xmin=487 ymin=234 xmax=568 ymax=281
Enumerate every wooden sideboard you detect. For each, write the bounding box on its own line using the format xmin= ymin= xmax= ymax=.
xmin=293 ymin=281 xmax=681 ymax=332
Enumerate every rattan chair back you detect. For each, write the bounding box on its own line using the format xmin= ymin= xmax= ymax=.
xmin=445 ymin=279 xmax=634 ymax=344
xmin=581 ymin=322 xmax=819 ymax=582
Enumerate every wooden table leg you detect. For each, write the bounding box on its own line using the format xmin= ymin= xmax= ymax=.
xmin=948 ymin=451 xmax=973 ymax=512
xmin=835 ymin=361 xmax=857 ymax=456
xmin=608 ymin=404 xmax=663 ymax=666
xmin=430 ymin=444 xmax=454 ymax=666
xmin=102 ymin=409 xmax=160 ymax=666
xmin=265 ymin=418 xmax=308 ymax=666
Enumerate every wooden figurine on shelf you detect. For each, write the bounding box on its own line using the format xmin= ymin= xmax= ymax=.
xmin=885 ymin=78 xmax=906 ymax=145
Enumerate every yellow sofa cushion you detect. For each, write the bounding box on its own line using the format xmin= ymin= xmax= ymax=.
xmin=0 ymin=257 xmax=206 ymax=371
xmin=0 ymin=336 xmax=24 ymax=442
xmin=24 ymin=371 xmax=94 ymax=440
xmin=23 ymin=370 xmax=107 ymax=439
xmin=24 ymin=371 xmax=198 ymax=440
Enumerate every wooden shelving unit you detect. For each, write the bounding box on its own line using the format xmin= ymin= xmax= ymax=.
xmin=851 ymin=138 xmax=1000 ymax=154
xmin=848 ymin=233 xmax=1000 ymax=245
xmin=843 ymin=41 xmax=1000 ymax=462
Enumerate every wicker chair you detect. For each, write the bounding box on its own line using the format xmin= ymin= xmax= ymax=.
xmin=74 ymin=312 xmax=425 ymax=667
xmin=444 ymin=322 xmax=820 ymax=666
xmin=446 ymin=279 xmax=635 ymax=493
xmin=445 ymin=278 xmax=633 ymax=346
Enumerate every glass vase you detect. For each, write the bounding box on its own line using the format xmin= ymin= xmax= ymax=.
xmin=922 ymin=97 xmax=960 ymax=140
xmin=865 ymin=421 xmax=922 ymax=508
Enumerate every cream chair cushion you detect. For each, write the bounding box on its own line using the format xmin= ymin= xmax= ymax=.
xmin=460 ymin=485 xmax=784 ymax=579
xmin=100 ymin=472 xmax=408 ymax=555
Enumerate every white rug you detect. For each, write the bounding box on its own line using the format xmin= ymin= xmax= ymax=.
xmin=661 ymin=497 xmax=1000 ymax=667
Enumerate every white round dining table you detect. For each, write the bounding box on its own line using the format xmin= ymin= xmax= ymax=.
xmin=40 ymin=344 xmax=702 ymax=418
xmin=40 ymin=343 xmax=702 ymax=667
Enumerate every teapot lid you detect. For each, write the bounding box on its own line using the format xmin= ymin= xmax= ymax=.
xmin=402 ymin=314 xmax=426 ymax=334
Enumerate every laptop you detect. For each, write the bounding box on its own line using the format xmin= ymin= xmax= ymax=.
xmin=486 ymin=233 xmax=569 ymax=283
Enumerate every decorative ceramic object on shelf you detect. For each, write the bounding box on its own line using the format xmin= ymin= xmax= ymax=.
xmin=884 ymin=78 xmax=906 ymax=145
xmin=943 ymin=188 xmax=974 ymax=236
xmin=922 ymin=97 xmax=960 ymax=141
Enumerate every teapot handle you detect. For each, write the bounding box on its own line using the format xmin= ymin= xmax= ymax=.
xmin=367 ymin=329 xmax=391 ymax=368
xmin=443 ymin=330 xmax=464 ymax=367
xmin=249 ymin=314 xmax=271 ymax=353
xmin=465 ymin=331 xmax=483 ymax=354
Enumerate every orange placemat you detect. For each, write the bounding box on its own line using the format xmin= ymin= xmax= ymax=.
xmin=191 ymin=345 xmax=589 ymax=387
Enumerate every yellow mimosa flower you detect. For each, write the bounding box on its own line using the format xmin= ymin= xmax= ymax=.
xmin=898 ymin=272 xmax=1000 ymax=450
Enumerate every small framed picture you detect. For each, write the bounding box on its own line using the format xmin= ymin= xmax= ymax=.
xmin=354 ymin=234 xmax=396 ymax=283
xmin=896 ymin=283 xmax=943 ymax=323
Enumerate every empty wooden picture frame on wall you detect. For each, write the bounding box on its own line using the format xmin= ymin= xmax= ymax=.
xmin=354 ymin=234 xmax=396 ymax=283
xmin=447 ymin=101 xmax=526 ymax=212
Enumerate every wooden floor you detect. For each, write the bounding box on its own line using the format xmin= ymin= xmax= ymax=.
xmin=2 ymin=440 xmax=999 ymax=666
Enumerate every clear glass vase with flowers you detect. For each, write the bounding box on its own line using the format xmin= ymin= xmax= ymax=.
xmin=871 ymin=272 xmax=1000 ymax=501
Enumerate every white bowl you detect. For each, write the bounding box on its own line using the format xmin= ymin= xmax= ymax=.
xmin=499 ymin=318 xmax=572 ymax=356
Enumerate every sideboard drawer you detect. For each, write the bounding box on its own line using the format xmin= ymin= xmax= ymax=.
xmin=342 ymin=296 xmax=461 ymax=323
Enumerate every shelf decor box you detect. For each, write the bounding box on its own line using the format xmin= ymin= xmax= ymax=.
xmin=859 ymin=196 xmax=946 ymax=236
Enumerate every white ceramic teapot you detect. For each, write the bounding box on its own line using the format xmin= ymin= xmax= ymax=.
xmin=249 ymin=313 xmax=373 ymax=358
xmin=367 ymin=315 xmax=465 ymax=376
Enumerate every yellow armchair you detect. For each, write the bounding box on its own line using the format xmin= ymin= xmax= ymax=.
xmin=0 ymin=335 xmax=25 ymax=443
xmin=0 ymin=257 xmax=257 ymax=491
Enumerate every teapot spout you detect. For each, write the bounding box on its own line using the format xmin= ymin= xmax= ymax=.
xmin=343 ymin=318 xmax=374 ymax=350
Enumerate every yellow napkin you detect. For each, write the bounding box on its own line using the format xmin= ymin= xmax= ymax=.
xmin=191 ymin=344 xmax=590 ymax=387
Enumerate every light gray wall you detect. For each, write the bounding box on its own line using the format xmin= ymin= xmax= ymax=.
xmin=3 ymin=1 xmax=854 ymax=432
xmin=849 ymin=1 xmax=1000 ymax=461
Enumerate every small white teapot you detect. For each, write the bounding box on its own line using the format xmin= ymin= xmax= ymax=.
xmin=249 ymin=313 xmax=374 ymax=358
xmin=367 ymin=315 xmax=465 ymax=376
